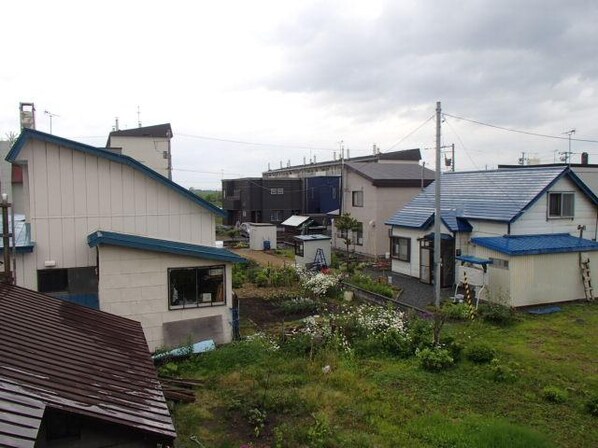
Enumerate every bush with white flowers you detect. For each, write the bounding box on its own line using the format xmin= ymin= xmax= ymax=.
xmin=296 ymin=267 xmax=341 ymax=298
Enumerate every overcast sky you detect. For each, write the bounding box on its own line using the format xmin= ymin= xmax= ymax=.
xmin=2 ymin=0 xmax=598 ymax=189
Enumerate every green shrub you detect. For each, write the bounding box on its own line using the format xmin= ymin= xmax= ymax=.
xmin=255 ymin=271 xmax=269 ymax=287
xmin=279 ymin=297 xmax=318 ymax=314
xmin=440 ymin=335 xmax=464 ymax=362
xmin=417 ymin=347 xmax=454 ymax=372
xmin=585 ymin=395 xmax=598 ymax=416
xmin=282 ymin=333 xmax=313 ymax=357
xmin=490 ymin=359 xmax=519 ymax=383
xmin=478 ymin=302 xmax=515 ymax=325
xmin=442 ymin=302 xmax=473 ymax=320
xmin=406 ymin=317 xmax=434 ymax=353
xmin=348 ymin=273 xmax=394 ymax=298
xmin=465 ymin=342 xmax=496 ymax=364
xmin=542 ymin=385 xmax=568 ymax=403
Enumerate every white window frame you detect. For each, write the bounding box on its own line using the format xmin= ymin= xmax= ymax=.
xmin=547 ymin=191 xmax=575 ymax=219
xmin=352 ymin=190 xmax=364 ymax=207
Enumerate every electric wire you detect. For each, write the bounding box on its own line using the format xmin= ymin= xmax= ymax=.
xmin=444 ymin=113 xmax=598 ymax=144
xmin=385 ymin=114 xmax=435 ymax=151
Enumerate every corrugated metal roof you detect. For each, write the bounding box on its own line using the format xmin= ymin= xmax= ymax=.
xmin=88 ymin=230 xmax=246 ymax=263
xmin=0 ymin=284 xmax=176 ymax=441
xmin=0 ymin=214 xmax=34 ymax=253
xmin=471 ymin=233 xmax=598 ymax=256
xmin=346 ymin=162 xmax=434 ymax=187
xmin=0 ymin=378 xmax=46 ymax=448
xmin=294 ymin=234 xmax=331 ymax=241
xmin=281 ymin=215 xmax=311 ymax=227
xmin=386 ymin=166 xmax=596 ymax=229
xmin=7 ymin=128 xmax=225 ymax=217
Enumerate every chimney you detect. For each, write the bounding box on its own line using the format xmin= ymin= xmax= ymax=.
xmin=581 ymin=152 xmax=589 ymax=165
xmin=19 ymin=102 xmax=36 ymax=130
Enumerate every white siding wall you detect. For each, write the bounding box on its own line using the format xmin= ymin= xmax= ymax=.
xmin=389 ymin=223 xmax=451 ymax=278
xmin=109 ymin=136 xmax=170 ymax=179
xmin=98 ymin=245 xmax=233 ymax=351
xmin=16 ymin=140 xmax=215 ymax=279
xmin=296 ymin=239 xmax=331 ymax=267
xmin=512 ymin=177 xmax=597 ymax=236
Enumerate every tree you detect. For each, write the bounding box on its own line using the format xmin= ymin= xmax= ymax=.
xmin=335 ymin=213 xmax=360 ymax=260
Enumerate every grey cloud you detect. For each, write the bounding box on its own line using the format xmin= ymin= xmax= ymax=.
xmin=264 ymin=1 xmax=598 ymax=126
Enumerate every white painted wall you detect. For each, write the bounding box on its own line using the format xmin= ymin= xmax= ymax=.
xmin=14 ymin=139 xmax=215 ymax=279
xmin=97 ymin=245 xmax=233 ymax=351
xmin=295 ymin=238 xmax=331 ymax=267
xmin=249 ymin=224 xmax=277 ymax=250
xmin=109 ymin=136 xmax=170 ymax=179
xmin=511 ymin=177 xmax=597 ymax=237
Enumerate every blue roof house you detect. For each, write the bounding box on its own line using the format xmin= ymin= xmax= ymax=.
xmin=5 ymin=129 xmax=245 ymax=350
xmin=385 ymin=166 xmax=598 ymax=306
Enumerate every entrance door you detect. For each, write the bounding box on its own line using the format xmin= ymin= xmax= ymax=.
xmin=419 ymin=236 xmax=455 ymax=287
xmin=420 ymin=244 xmax=432 ymax=284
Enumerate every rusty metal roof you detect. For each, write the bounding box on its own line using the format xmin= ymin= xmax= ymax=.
xmin=0 ymin=284 xmax=176 ymax=442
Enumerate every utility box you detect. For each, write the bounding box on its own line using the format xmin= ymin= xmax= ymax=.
xmin=248 ymin=223 xmax=277 ymax=251
xmin=294 ymin=234 xmax=331 ymax=268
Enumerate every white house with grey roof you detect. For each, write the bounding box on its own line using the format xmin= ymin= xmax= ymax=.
xmin=5 ymin=128 xmax=245 ymax=350
xmin=386 ymin=166 xmax=598 ymax=306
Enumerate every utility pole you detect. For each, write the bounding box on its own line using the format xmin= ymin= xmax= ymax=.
xmin=434 ymin=101 xmax=442 ymax=308
xmin=451 ymin=143 xmax=455 ymax=172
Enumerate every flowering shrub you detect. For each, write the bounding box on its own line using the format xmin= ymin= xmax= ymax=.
xmin=296 ymin=267 xmax=341 ymax=298
xmin=245 ymin=332 xmax=280 ymax=352
xmin=279 ymin=296 xmax=318 ymax=314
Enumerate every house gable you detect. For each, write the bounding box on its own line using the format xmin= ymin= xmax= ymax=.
xmin=8 ymin=128 xmax=224 ymax=217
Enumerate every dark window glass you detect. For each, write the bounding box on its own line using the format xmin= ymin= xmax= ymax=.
xmin=169 ymin=266 xmax=225 ymax=309
xmin=38 ymin=269 xmax=69 ymax=293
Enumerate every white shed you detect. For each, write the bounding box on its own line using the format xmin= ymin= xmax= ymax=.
xmin=249 ymin=223 xmax=277 ymax=251
xmin=294 ymin=234 xmax=331 ymax=268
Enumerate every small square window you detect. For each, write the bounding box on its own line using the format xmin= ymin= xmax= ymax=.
xmin=295 ymin=241 xmax=304 ymax=257
xmin=353 ymin=222 xmax=363 ymax=246
xmin=390 ymin=237 xmax=410 ymax=261
xmin=548 ymin=192 xmax=574 ymax=218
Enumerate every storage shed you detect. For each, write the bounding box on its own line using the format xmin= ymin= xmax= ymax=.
xmin=294 ymin=234 xmax=331 ymax=268
xmin=249 ymin=223 xmax=277 ymax=250
xmin=471 ymin=233 xmax=598 ymax=306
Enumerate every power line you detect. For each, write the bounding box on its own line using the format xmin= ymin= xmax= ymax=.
xmin=444 ymin=113 xmax=598 ymax=144
xmin=385 ymin=114 xmax=435 ymax=151
xmin=177 ymin=133 xmax=340 ymax=152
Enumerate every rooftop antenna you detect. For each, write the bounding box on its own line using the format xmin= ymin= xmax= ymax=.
xmin=137 ymin=105 xmax=142 ymax=128
xmin=561 ymin=129 xmax=575 ymax=166
xmin=44 ymin=110 xmax=60 ymax=134
xmin=113 ymin=117 xmax=120 ymax=132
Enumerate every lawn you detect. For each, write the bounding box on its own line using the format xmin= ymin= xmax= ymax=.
xmin=168 ymin=301 xmax=597 ymax=448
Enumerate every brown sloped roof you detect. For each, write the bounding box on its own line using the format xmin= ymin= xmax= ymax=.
xmin=346 ymin=161 xmax=435 ymax=187
xmin=109 ymin=123 xmax=172 ymax=139
xmin=0 ymin=284 xmax=176 ymax=442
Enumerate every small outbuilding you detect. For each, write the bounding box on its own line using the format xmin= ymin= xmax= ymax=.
xmin=294 ymin=234 xmax=331 ymax=268
xmin=248 ymin=223 xmax=277 ymax=250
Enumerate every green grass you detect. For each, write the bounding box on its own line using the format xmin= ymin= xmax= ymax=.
xmin=171 ymin=302 xmax=598 ymax=447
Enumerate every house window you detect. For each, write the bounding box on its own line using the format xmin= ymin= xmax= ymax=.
xmin=489 ymin=257 xmax=509 ymax=270
xmin=38 ymin=267 xmax=98 ymax=295
xmin=353 ymin=222 xmax=363 ymax=246
xmin=271 ymin=210 xmax=283 ymax=221
xmin=391 ymin=237 xmax=411 ymax=262
xmin=352 ymin=190 xmax=364 ymax=207
xmin=169 ymin=266 xmax=225 ymax=309
xmin=548 ymin=192 xmax=574 ymax=218
xmin=270 ymin=188 xmax=284 ymax=195
xmin=278 ymin=188 xmax=284 ymax=195
xmin=295 ymin=241 xmax=304 ymax=257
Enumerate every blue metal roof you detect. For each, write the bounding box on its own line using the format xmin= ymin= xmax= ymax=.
xmin=471 ymin=233 xmax=598 ymax=256
xmin=87 ymin=230 xmax=246 ymax=263
xmin=7 ymin=129 xmax=226 ymax=217
xmin=0 ymin=214 xmax=34 ymax=253
xmin=385 ymin=166 xmax=598 ymax=230
xmin=456 ymin=255 xmax=493 ymax=265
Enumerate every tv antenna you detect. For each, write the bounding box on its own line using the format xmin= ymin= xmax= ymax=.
xmin=44 ymin=110 xmax=60 ymax=134
xmin=137 ymin=105 xmax=142 ymax=128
